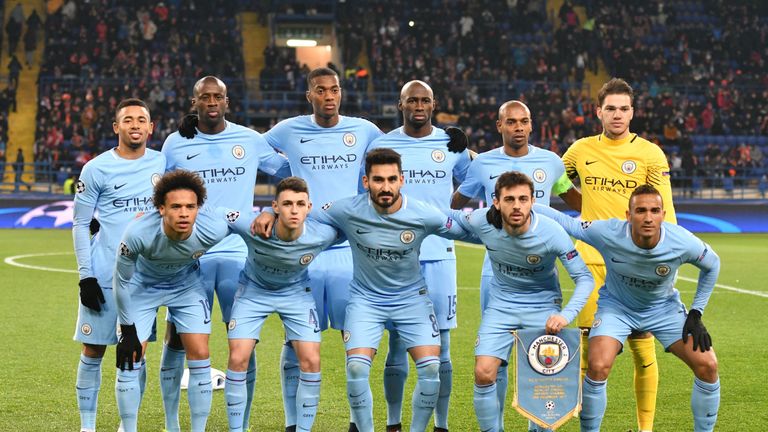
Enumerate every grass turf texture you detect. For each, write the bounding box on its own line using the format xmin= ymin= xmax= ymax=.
xmin=0 ymin=230 xmax=766 ymax=431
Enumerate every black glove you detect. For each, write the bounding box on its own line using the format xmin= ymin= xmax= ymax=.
xmin=682 ymin=309 xmax=712 ymax=352
xmin=89 ymin=218 xmax=100 ymax=236
xmin=486 ymin=205 xmax=502 ymax=229
xmin=178 ymin=113 xmax=199 ymax=139
xmin=445 ymin=126 xmax=469 ymax=153
xmin=116 ymin=324 xmax=143 ymax=370
xmin=79 ymin=277 xmax=105 ymax=312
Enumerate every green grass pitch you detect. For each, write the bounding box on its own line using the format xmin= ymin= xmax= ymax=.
xmin=0 ymin=230 xmax=766 ymax=431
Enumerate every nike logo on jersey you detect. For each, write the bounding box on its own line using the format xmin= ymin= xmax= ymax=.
xmin=204 ymin=319 xmax=211 ymax=324
xmin=356 ymin=229 xmax=371 ymax=234
xmin=610 ymin=257 xmax=627 ymax=263
xmin=300 ymin=138 xmax=314 ymax=143
xmin=446 ymin=313 xmax=456 ymax=321
xmin=114 ymin=183 xmax=127 ymax=190
xmin=585 ymin=160 xmax=598 ymax=165
xmin=186 ymin=153 xmax=201 ymax=160
xmin=489 ymin=174 xmax=500 ymax=180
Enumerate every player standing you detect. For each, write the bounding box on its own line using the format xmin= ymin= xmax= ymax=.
xmin=535 ymin=185 xmax=719 ymax=432
xmin=72 ymin=98 xmax=165 ymax=432
xmin=113 ymin=170 xmax=229 ymax=432
xmin=161 ymin=76 xmax=290 ymax=432
xmin=561 ymin=78 xmax=677 ymax=432
xmin=366 ymin=80 xmax=471 ymax=432
xmin=450 ymin=100 xmax=579 ymax=430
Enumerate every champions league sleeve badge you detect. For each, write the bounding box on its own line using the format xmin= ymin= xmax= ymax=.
xmin=512 ymin=328 xmax=583 ymax=430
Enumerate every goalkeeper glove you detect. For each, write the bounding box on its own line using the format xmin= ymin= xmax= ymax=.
xmin=178 ymin=113 xmax=199 ymax=139
xmin=79 ymin=277 xmax=105 ymax=312
xmin=116 ymin=324 xmax=143 ymax=370
xmin=682 ymin=309 xmax=712 ymax=352
xmin=445 ymin=126 xmax=469 ymax=153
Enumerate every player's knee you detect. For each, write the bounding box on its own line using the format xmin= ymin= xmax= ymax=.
xmin=474 ymin=363 xmax=497 ymax=385
xmin=184 ymin=345 xmax=209 ymax=361
xmin=82 ymin=343 xmax=106 ymax=358
xmin=586 ymin=362 xmax=611 ymax=381
xmin=417 ymin=361 xmax=440 ymax=380
xmin=693 ymin=356 xmax=718 ymax=382
xmin=228 ymin=352 xmax=250 ymax=372
xmin=346 ymin=356 xmax=372 ymax=380
xmin=299 ymin=353 xmax=321 ymax=373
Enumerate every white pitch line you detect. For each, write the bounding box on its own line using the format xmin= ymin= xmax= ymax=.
xmin=4 ymin=252 xmax=78 ymax=274
xmin=456 ymin=242 xmax=767 ymax=299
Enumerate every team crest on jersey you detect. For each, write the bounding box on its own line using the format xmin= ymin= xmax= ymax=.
xmin=655 ymin=264 xmax=671 ymax=276
xmin=580 ymin=221 xmax=593 ymax=229
xmin=75 ymin=180 xmax=86 ymax=193
xmin=532 ymin=168 xmax=547 ymax=183
xmin=226 ymin=211 xmax=240 ymax=223
xmin=526 ymin=254 xmax=541 ymax=265
xmin=228 ymin=319 xmax=237 ymax=331
xmin=431 ymin=149 xmax=446 ymax=163
xmin=321 ymin=202 xmax=333 ymax=210
xmin=400 ymin=230 xmax=415 ymax=244
xmin=80 ymin=323 xmax=92 ymax=336
xmin=475 ymin=336 xmax=480 ymax=347
xmin=592 ymin=318 xmax=602 ymax=328
xmin=621 ymin=160 xmax=637 ymax=174
xmin=527 ymin=334 xmax=570 ymax=375
xmin=151 ymin=173 xmax=162 ymax=186
xmin=343 ymin=330 xmax=351 ymax=343
xmin=232 ymin=145 xmax=245 ymax=159
xmin=119 ymin=242 xmax=133 ymax=257
xmin=192 ymin=250 xmax=205 ymax=259
xmin=300 ymin=253 xmax=314 ymax=266
xmin=343 ymin=133 xmax=356 ymax=147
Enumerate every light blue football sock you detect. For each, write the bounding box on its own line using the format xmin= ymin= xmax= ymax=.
xmin=473 ymin=382 xmax=498 ymax=432
xmin=296 ymin=371 xmax=322 ymax=431
xmin=243 ymin=351 xmax=257 ymax=430
xmin=281 ymin=342 xmax=300 ymax=427
xmin=692 ymin=377 xmax=719 ymax=432
xmin=159 ymin=344 xmax=185 ymax=432
xmin=225 ymin=369 xmax=247 ymax=432
xmin=412 ymin=356 xmax=440 ymax=432
xmin=346 ymin=354 xmax=373 ymax=432
xmin=76 ymin=353 xmax=102 ymax=431
xmin=496 ymin=364 xmax=508 ymax=431
xmin=435 ymin=330 xmax=453 ymax=430
xmin=580 ymin=376 xmax=607 ymax=432
xmin=187 ymin=358 xmax=212 ymax=432
xmin=383 ymin=330 xmax=409 ymax=426
xmin=115 ymin=362 xmax=143 ymax=432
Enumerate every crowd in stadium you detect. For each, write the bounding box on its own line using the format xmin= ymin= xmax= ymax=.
xmin=0 ymin=0 xmax=765 ymax=183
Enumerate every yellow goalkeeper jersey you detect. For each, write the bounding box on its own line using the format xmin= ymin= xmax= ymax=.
xmin=562 ymin=132 xmax=677 ymax=264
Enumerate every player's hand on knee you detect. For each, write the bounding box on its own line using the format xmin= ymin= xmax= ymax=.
xmin=545 ymin=314 xmax=568 ymax=334
xmin=445 ymin=126 xmax=469 ymax=153
xmin=682 ymin=309 xmax=712 ymax=352
xmin=116 ymin=324 xmax=143 ymax=370
xmin=178 ymin=113 xmax=199 ymax=139
xmin=79 ymin=277 xmax=105 ymax=312
xmin=251 ymin=212 xmax=275 ymax=238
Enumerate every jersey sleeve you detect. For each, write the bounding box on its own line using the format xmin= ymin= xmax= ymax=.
xmin=221 ymin=207 xmax=254 ymax=240
xmin=161 ymin=134 xmax=180 ymax=170
xmin=263 ymin=121 xmax=286 ymax=152
xmin=426 ymin=205 xmax=480 ymax=242
xmin=561 ymin=143 xmax=579 ymax=180
xmin=532 ymin=204 xmax=606 ymax=248
xmin=253 ymin=133 xmax=291 ymax=178
xmin=72 ymin=164 xmax=100 ymax=281
xmin=680 ymin=234 xmax=721 ymax=313
xmin=113 ymin=231 xmax=141 ymax=325
xmin=309 ymin=201 xmax=343 ymax=230
xmin=456 ymin=158 xmax=482 ymax=199
xmin=552 ymin=232 xmax=594 ymax=323
xmin=452 ymin=149 xmax=472 ymax=184
xmin=646 ymin=146 xmax=677 ymax=223
xmin=551 ymin=171 xmax=575 ymax=196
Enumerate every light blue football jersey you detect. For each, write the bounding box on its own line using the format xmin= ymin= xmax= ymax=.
xmin=113 ymin=208 xmax=230 ymax=325
xmin=162 ymin=121 xmax=290 ymax=254
xmin=457 ymin=145 xmax=567 ymax=205
xmin=264 ymin=115 xmax=382 ymax=207
xmin=73 ymin=148 xmax=166 ymax=286
xmin=367 ymin=126 xmax=471 ymax=261
xmin=224 ymin=210 xmax=343 ymax=291
xmin=312 ymin=194 xmax=475 ymax=303
xmin=454 ymin=208 xmax=593 ymax=323
xmin=534 ymin=204 xmax=721 ymax=312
